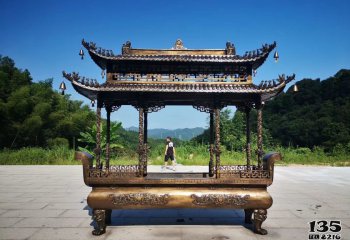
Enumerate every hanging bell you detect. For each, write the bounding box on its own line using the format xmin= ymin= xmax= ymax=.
xmin=91 ymin=100 xmax=95 ymax=107
xmin=101 ymin=70 xmax=106 ymax=79
xmin=274 ymin=51 xmax=279 ymax=62
xmin=293 ymin=84 xmax=299 ymax=92
xmin=59 ymin=81 xmax=66 ymax=95
xmin=253 ymin=69 xmax=257 ymax=77
xmin=79 ymin=49 xmax=84 ymax=59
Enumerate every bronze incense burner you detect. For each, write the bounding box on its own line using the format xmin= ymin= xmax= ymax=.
xmin=64 ymin=38 xmax=294 ymax=236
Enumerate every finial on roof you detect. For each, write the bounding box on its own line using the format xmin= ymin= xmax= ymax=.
xmin=173 ymin=39 xmax=186 ymax=50
xmin=122 ymin=41 xmax=131 ymax=55
xmin=226 ymin=42 xmax=236 ymax=55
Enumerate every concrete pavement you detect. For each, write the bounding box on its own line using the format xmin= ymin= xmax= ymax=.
xmin=0 ymin=165 xmax=349 ymax=240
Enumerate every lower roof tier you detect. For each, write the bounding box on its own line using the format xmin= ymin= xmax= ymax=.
xmin=62 ymin=71 xmax=295 ymax=106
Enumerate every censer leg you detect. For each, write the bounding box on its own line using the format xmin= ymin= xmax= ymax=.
xmin=252 ymin=209 xmax=268 ymax=235
xmin=92 ymin=209 xmax=106 ymax=236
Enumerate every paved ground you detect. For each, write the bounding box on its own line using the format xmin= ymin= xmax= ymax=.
xmin=0 ymin=165 xmax=349 ymax=240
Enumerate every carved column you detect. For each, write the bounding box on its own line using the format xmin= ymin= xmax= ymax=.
xmin=105 ymin=105 xmax=111 ymax=169
xmin=95 ymin=105 xmax=102 ymax=168
xmin=257 ymin=103 xmax=264 ymax=168
xmin=143 ymin=109 xmax=148 ymax=176
xmin=209 ymin=111 xmax=214 ymax=177
xmin=138 ymin=108 xmax=144 ymax=177
xmin=214 ymin=108 xmax=221 ymax=178
xmin=245 ymin=107 xmax=251 ymax=167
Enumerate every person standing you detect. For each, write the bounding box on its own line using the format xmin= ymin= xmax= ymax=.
xmin=162 ymin=136 xmax=176 ymax=171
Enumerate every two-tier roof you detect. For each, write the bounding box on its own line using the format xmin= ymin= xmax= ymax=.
xmin=63 ymin=39 xmax=294 ymax=108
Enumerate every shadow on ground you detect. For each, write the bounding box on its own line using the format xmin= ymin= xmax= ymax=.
xmin=84 ymin=205 xmax=254 ymax=231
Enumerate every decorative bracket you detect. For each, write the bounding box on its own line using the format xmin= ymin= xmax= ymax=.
xmin=103 ymin=102 xmax=121 ymax=112
xmin=133 ymin=104 xmax=165 ymax=113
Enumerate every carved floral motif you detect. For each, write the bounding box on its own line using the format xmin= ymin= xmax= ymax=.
xmin=108 ymin=193 xmax=170 ymax=206
xmin=191 ymin=194 xmax=250 ymax=206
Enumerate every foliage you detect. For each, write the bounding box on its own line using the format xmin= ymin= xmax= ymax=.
xmin=264 ymin=69 xmax=350 ymax=151
xmin=78 ymin=121 xmax=124 ymax=156
xmin=1 ymin=144 xmax=349 ymax=166
xmin=193 ymin=69 xmax=350 ymax=153
xmin=0 ymin=55 xmax=95 ymax=149
xmin=0 ymin=147 xmax=75 ymax=165
xmin=193 ymin=108 xmax=274 ymax=152
xmin=47 ymin=137 xmax=69 ymax=149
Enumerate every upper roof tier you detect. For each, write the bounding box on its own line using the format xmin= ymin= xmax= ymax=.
xmin=82 ymin=39 xmax=276 ymax=74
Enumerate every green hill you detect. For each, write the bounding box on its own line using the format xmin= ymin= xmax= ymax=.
xmin=0 ymin=56 xmax=95 ymax=149
xmin=264 ymin=69 xmax=350 ymax=151
xmin=193 ymin=69 xmax=350 ymax=153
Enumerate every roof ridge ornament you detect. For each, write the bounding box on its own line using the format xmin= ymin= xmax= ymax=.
xmin=172 ymin=39 xmax=187 ymax=50
xmin=226 ymin=42 xmax=236 ymax=55
xmin=122 ymin=41 xmax=131 ymax=55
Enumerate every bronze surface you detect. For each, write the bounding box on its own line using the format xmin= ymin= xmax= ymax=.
xmin=214 ymin=108 xmax=221 ymax=178
xmin=138 ymin=108 xmax=144 ymax=177
xmin=66 ymin=38 xmax=294 ymax=236
xmin=245 ymin=107 xmax=252 ymax=166
xmin=105 ymin=105 xmax=111 ymax=169
xmin=87 ymin=187 xmax=272 ymax=210
xmin=77 ymin=152 xmax=280 ymax=187
xmin=95 ymin=107 xmax=101 ymax=168
xmin=257 ymin=104 xmax=264 ymax=167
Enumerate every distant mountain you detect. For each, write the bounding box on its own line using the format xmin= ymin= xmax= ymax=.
xmin=127 ymin=126 xmax=139 ymax=132
xmin=126 ymin=127 xmax=205 ymax=140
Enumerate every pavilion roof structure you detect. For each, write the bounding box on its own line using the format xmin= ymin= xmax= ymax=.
xmin=63 ymin=71 xmax=295 ymax=103
xmin=81 ymin=39 xmax=276 ymax=73
xmin=63 ymin=39 xmax=295 ymax=107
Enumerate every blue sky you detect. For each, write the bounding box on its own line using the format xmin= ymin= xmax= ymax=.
xmin=1 ymin=0 xmax=349 ymax=129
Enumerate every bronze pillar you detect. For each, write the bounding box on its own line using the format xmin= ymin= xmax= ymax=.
xmin=105 ymin=106 xmax=111 ymax=169
xmin=209 ymin=111 xmax=214 ymax=177
xmin=143 ymin=109 xmax=148 ymax=176
xmin=245 ymin=107 xmax=251 ymax=167
xmin=95 ymin=106 xmax=102 ymax=168
xmin=257 ymin=103 xmax=264 ymax=168
xmin=214 ymin=108 xmax=221 ymax=178
xmin=138 ymin=108 xmax=144 ymax=177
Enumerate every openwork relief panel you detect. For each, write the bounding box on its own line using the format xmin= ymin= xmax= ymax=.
xmin=191 ymin=194 xmax=250 ymax=206
xmin=112 ymin=73 xmax=250 ymax=83
xmin=108 ymin=193 xmax=170 ymax=206
xmin=218 ymin=165 xmax=270 ymax=179
xmin=89 ymin=165 xmax=139 ymax=178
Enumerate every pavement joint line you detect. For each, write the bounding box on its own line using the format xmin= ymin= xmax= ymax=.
xmin=0 ymin=166 xmax=349 ymax=240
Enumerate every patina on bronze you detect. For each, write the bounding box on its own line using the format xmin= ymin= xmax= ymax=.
xmin=65 ymin=38 xmax=295 ymax=236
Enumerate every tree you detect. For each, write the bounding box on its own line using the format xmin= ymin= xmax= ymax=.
xmin=192 ymin=108 xmax=274 ymax=151
xmin=263 ymin=69 xmax=350 ymax=150
xmin=0 ymin=56 xmax=95 ymax=149
xmin=78 ymin=121 xmax=124 ymax=156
